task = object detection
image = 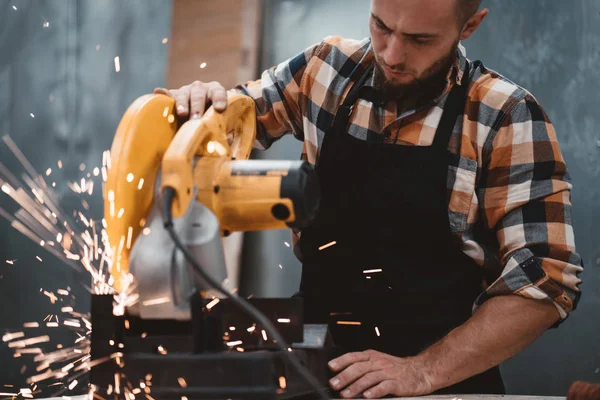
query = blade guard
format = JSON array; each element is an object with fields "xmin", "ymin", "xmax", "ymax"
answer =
[
  {"xmin": 104, "ymin": 94, "xmax": 178, "ymax": 292},
  {"xmin": 127, "ymin": 175, "xmax": 227, "ymax": 320}
]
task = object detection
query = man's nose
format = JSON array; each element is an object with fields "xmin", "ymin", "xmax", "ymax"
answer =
[{"xmin": 382, "ymin": 35, "xmax": 407, "ymax": 68}]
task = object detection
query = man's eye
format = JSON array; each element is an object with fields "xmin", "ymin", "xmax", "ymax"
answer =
[
  {"xmin": 375, "ymin": 20, "xmax": 391, "ymax": 32},
  {"xmin": 411, "ymin": 37, "xmax": 430, "ymax": 45}
]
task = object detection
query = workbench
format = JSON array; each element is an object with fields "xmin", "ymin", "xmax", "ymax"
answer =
[{"xmin": 44, "ymin": 395, "xmax": 565, "ymax": 399}]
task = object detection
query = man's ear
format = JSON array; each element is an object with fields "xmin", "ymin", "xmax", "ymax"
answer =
[{"xmin": 460, "ymin": 8, "xmax": 488, "ymax": 40}]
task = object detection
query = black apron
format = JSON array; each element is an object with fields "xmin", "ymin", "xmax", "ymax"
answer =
[{"xmin": 297, "ymin": 60, "xmax": 505, "ymax": 395}]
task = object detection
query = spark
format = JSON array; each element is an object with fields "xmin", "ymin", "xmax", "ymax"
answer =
[
  {"xmin": 177, "ymin": 377, "xmax": 187, "ymax": 388},
  {"xmin": 36, "ymin": 256, "xmax": 42, "ymax": 262},
  {"xmin": 93, "ymin": 167, "xmax": 99, "ymax": 176},
  {"xmin": 117, "ymin": 208, "xmax": 124, "ymax": 218},
  {"xmin": 375, "ymin": 326, "xmax": 381, "ymax": 336},
  {"xmin": 284, "ymin": 242, "xmax": 290, "ymax": 247},
  {"xmin": 30, "ymin": 113, "xmax": 35, "ymax": 118},
  {"xmin": 6, "ymin": 259, "xmax": 15, "ymax": 264},
  {"xmin": 43, "ymin": 21, "xmax": 50, "ymax": 28},
  {"xmin": 200, "ymin": 62, "xmax": 207, "ymax": 69},
  {"xmin": 57, "ymin": 160, "xmax": 62, "ymax": 168},
  {"xmin": 64, "ymin": 320, "xmax": 81, "ymax": 328},
  {"xmin": 279, "ymin": 376, "xmax": 287, "ymax": 389},
  {"xmin": 141, "ymin": 297, "xmax": 170, "ymax": 306},
  {"xmin": 247, "ymin": 325, "xmax": 256, "ymax": 333},
  {"xmin": 43, "ymin": 290, "xmax": 58, "ymax": 304},
  {"xmin": 162, "ymin": 38, "xmax": 168, "ymax": 44},
  {"xmin": 2, "ymin": 332, "xmax": 25, "ymax": 342},
  {"xmin": 157, "ymin": 345, "xmax": 167, "ymax": 355},
  {"xmin": 226, "ymin": 340, "xmax": 243, "ymax": 347},
  {"xmin": 142, "ymin": 227, "xmax": 151, "ymax": 236},
  {"xmin": 319, "ymin": 241, "xmax": 337, "ymax": 250},
  {"xmin": 363, "ymin": 268, "xmax": 382, "ymax": 274},
  {"xmin": 8, "ymin": 335, "xmax": 50, "ymax": 348},
  {"xmin": 261, "ymin": 330, "xmax": 268, "ymax": 341},
  {"xmin": 167, "ymin": 114, "xmax": 175, "ymax": 123},
  {"xmin": 229, "ymin": 326, "xmax": 236, "ymax": 331},
  {"xmin": 23, "ymin": 322, "xmax": 39, "ymax": 328},
  {"xmin": 137, "ymin": 178, "xmax": 144, "ymax": 190},
  {"xmin": 277, "ymin": 318, "xmax": 291, "ymax": 323},
  {"xmin": 45, "ymin": 168, "xmax": 52, "ymax": 176},
  {"xmin": 126, "ymin": 173, "xmax": 134, "ymax": 182},
  {"xmin": 336, "ymin": 321, "xmax": 362, "ymax": 326},
  {"xmin": 279, "ymin": 264, "xmax": 283, "ymax": 269},
  {"xmin": 68, "ymin": 380, "xmax": 78, "ymax": 390},
  {"xmin": 114, "ymin": 56, "xmax": 121, "ymax": 72},
  {"xmin": 126, "ymin": 226, "xmax": 133, "ymax": 249},
  {"xmin": 206, "ymin": 298, "xmax": 220, "ymax": 310}
]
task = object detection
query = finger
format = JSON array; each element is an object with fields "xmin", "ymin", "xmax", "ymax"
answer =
[
  {"xmin": 363, "ymin": 380, "xmax": 396, "ymax": 399},
  {"xmin": 173, "ymin": 85, "xmax": 191, "ymax": 117},
  {"xmin": 329, "ymin": 360, "xmax": 373, "ymax": 392},
  {"xmin": 153, "ymin": 87, "xmax": 171, "ymax": 96},
  {"xmin": 189, "ymin": 81, "xmax": 207, "ymax": 119},
  {"xmin": 207, "ymin": 82, "xmax": 228, "ymax": 112},
  {"xmin": 329, "ymin": 351, "xmax": 370, "ymax": 372},
  {"xmin": 342, "ymin": 371, "xmax": 388, "ymax": 399}
]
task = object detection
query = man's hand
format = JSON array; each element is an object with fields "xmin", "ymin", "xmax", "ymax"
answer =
[
  {"xmin": 328, "ymin": 349, "xmax": 434, "ymax": 399},
  {"xmin": 153, "ymin": 81, "xmax": 228, "ymax": 119}
]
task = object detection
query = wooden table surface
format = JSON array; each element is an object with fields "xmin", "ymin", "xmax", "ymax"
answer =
[{"xmin": 44, "ymin": 396, "xmax": 566, "ymax": 400}]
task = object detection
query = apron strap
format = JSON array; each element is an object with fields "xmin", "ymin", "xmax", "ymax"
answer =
[
  {"xmin": 329, "ymin": 63, "xmax": 375, "ymax": 139},
  {"xmin": 431, "ymin": 61, "xmax": 473, "ymax": 150}
]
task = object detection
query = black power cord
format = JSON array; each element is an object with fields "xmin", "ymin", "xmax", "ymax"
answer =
[{"xmin": 161, "ymin": 187, "xmax": 330, "ymax": 400}]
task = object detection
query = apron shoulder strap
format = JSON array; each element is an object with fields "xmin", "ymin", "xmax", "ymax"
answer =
[
  {"xmin": 330, "ymin": 63, "xmax": 375, "ymax": 134},
  {"xmin": 431, "ymin": 61, "xmax": 474, "ymax": 150}
]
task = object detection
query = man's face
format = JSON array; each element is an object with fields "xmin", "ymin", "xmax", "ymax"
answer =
[{"xmin": 370, "ymin": 0, "xmax": 462, "ymax": 96}]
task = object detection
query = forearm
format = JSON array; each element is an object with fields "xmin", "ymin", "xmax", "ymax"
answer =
[{"xmin": 416, "ymin": 294, "xmax": 560, "ymax": 392}]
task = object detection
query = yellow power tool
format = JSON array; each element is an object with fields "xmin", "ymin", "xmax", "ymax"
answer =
[{"xmin": 103, "ymin": 93, "xmax": 319, "ymax": 317}]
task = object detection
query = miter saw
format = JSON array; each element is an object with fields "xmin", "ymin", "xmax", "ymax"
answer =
[{"xmin": 89, "ymin": 93, "xmax": 335, "ymax": 399}]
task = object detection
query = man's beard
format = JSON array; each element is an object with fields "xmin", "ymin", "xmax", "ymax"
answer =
[{"xmin": 372, "ymin": 40, "xmax": 459, "ymax": 104}]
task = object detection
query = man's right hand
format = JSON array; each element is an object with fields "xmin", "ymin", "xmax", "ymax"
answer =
[{"xmin": 153, "ymin": 81, "xmax": 228, "ymax": 120}]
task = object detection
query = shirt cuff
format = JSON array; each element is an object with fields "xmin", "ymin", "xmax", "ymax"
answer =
[{"xmin": 473, "ymin": 248, "xmax": 582, "ymax": 327}]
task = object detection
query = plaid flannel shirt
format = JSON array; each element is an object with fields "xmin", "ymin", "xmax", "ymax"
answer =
[{"xmin": 235, "ymin": 36, "xmax": 583, "ymax": 323}]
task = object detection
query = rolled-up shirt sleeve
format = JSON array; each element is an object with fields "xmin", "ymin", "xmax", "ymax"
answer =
[{"xmin": 473, "ymin": 94, "xmax": 583, "ymax": 325}]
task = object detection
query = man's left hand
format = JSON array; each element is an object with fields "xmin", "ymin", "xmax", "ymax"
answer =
[{"xmin": 328, "ymin": 349, "xmax": 434, "ymax": 399}]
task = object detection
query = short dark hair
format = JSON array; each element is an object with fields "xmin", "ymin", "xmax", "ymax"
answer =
[{"xmin": 456, "ymin": 0, "xmax": 482, "ymax": 26}]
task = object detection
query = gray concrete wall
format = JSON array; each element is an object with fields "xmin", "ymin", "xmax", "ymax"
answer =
[
  {"xmin": 243, "ymin": 0, "xmax": 600, "ymax": 396},
  {"xmin": 0, "ymin": 0, "xmax": 172, "ymax": 393}
]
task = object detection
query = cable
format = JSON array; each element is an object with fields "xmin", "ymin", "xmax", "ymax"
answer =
[{"xmin": 161, "ymin": 187, "xmax": 330, "ymax": 400}]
